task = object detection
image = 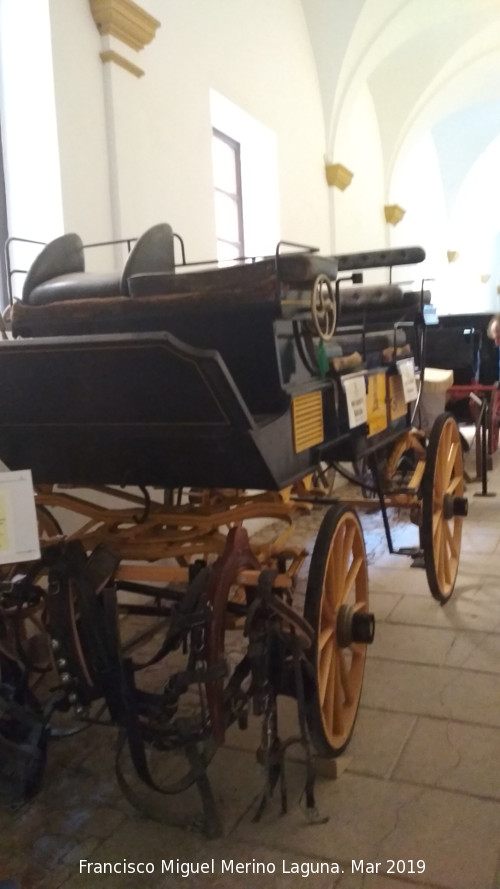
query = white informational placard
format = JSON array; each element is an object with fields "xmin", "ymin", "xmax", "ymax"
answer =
[
  {"xmin": 0, "ymin": 470, "xmax": 41, "ymax": 565},
  {"xmin": 398, "ymin": 357, "xmax": 418, "ymax": 403},
  {"xmin": 342, "ymin": 374, "xmax": 367, "ymax": 429}
]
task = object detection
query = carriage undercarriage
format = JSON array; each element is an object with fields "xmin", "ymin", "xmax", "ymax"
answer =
[{"xmin": 0, "ymin": 234, "xmax": 468, "ymax": 833}]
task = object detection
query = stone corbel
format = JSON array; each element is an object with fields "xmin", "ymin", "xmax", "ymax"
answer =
[{"xmin": 90, "ymin": 0, "xmax": 160, "ymax": 76}]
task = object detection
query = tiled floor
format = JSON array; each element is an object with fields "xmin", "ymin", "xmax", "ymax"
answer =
[{"xmin": 2, "ymin": 443, "xmax": 500, "ymax": 889}]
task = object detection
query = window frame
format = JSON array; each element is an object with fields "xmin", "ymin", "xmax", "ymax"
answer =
[{"xmin": 212, "ymin": 127, "xmax": 245, "ymax": 260}]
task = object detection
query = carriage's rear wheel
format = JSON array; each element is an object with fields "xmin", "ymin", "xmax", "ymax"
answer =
[
  {"xmin": 304, "ymin": 505, "xmax": 373, "ymax": 757},
  {"xmin": 421, "ymin": 413, "xmax": 466, "ymax": 604}
]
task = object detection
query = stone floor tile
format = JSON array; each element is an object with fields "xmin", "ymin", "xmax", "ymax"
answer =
[
  {"xmin": 392, "ymin": 716, "xmax": 500, "ymax": 799},
  {"xmin": 370, "ymin": 623, "xmax": 455, "ymax": 666},
  {"xmin": 362, "ymin": 659, "xmax": 500, "ymax": 726},
  {"xmin": 461, "ymin": 526, "xmax": 500, "ymax": 553},
  {"xmin": 230, "ymin": 770, "xmax": 421, "ymax": 865},
  {"xmin": 369, "ymin": 566, "xmax": 432, "ymax": 597},
  {"xmin": 385, "ymin": 592, "xmax": 500, "ymax": 633},
  {"xmin": 439, "ymin": 627, "xmax": 488, "ymax": 667},
  {"xmin": 443, "ymin": 630, "xmax": 500, "ymax": 673},
  {"xmin": 232, "ymin": 771, "xmax": 500, "ymax": 889},
  {"xmin": 374, "ymin": 784, "xmax": 500, "ymax": 889},
  {"xmin": 337, "ymin": 874, "xmax": 435, "ymax": 889},
  {"xmin": 367, "ymin": 591, "xmax": 402, "ymax": 621},
  {"xmin": 455, "ymin": 550, "xmax": 500, "ymax": 578},
  {"xmin": 345, "ymin": 708, "xmax": 417, "ymax": 779}
]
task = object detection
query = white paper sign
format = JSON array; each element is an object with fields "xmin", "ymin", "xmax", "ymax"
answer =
[
  {"xmin": 342, "ymin": 374, "xmax": 367, "ymax": 429},
  {"xmin": 0, "ymin": 470, "xmax": 41, "ymax": 564},
  {"xmin": 398, "ymin": 358, "xmax": 418, "ymax": 403}
]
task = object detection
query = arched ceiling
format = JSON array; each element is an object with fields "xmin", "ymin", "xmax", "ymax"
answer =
[{"xmin": 301, "ymin": 0, "xmax": 500, "ymax": 198}]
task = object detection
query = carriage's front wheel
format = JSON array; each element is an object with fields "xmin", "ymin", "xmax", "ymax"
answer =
[
  {"xmin": 421, "ymin": 413, "xmax": 467, "ymax": 604},
  {"xmin": 304, "ymin": 505, "xmax": 374, "ymax": 758}
]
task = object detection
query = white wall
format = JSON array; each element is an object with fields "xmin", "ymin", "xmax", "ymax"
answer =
[
  {"xmin": 43, "ymin": 0, "xmax": 331, "ymax": 263},
  {"xmin": 446, "ymin": 133, "xmax": 500, "ymax": 315},
  {"xmin": 48, "ymin": 0, "xmax": 115, "ymax": 262},
  {"xmin": 331, "ymin": 83, "xmax": 386, "ymax": 262},
  {"xmin": 389, "ymin": 131, "xmax": 448, "ymax": 303}
]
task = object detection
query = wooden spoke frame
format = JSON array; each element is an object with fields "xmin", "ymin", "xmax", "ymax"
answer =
[
  {"xmin": 421, "ymin": 413, "xmax": 464, "ymax": 603},
  {"xmin": 304, "ymin": 505, "xmax": 369, "ymax": 757}
]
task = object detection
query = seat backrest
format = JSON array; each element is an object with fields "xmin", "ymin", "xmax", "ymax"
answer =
[
  {"xmin": 22, "ymin": 233, "xmax": 84, "ymax": 303},
  {"xmin": 120, "ymin": 223, "xmax": 175, "ymax": 294}
]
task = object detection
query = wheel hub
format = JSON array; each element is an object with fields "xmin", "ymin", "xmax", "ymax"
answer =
[
  {"xmin": 336, "ymin": 604, "xmax": 375, "ymax": 647},
  {"xmin": 443, "ymin": 494, "xmax": 468, "ymax": 520}
]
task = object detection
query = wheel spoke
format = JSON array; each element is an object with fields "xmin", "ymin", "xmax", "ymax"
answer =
[
  {"xmin": 318, "ymin": 624, "xmax": 334, "ymax": 650},
  {"xmin": 319, "ymin": 639, "xmax": 335, "ymax": 703},
  {"xmin": 322, "ymin": 646, "xmax": 336, "ymax": 727},
  {"xmin": 320, "ymin": 592, "xmax": 336, "ymax": 626},
  {"xmin": 341, "ymin": 554, "xmax": 363, "ymax": 604},
  {"xmin": 338, "ymin": 651, "xmax": 353, "ymax": 705},
  {"xmin": 444, "ymin": 520, "xmax": 458, "ymax": 560},
  {"xmin": 443, "ymin": 441, "xmax": 459, "ymax": 489},
  {"xmin": 437, "ymin": 521, "xmax": 446, "ymax": 584},
  {"xmin": 432, "ymin": 508, "xmax": 442, "ymax": 538},
  {"xmin": 447, "ymin": 475, "xmax": 462, "ymax": 496},
  {"xmin": 332, "ymin": 661, "xmax": 344, "ymax": 737},
  {"xmin": 325, "ymin": 542, "xmax": 340, "ymax": 608},
  {"xmin": 341, "ymin": 523, "xmax": 356, "ymax": 580},
  {"xmin": 349, "ymin": 641, "xmax": 365, "ymax": 657}
]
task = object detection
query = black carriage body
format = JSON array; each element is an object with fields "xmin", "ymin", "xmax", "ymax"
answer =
[
  {"xmin": 2, "ymin": 244, "xmax": 425, "ymax": 489},
  {"xmin": 0, "ymin": 330, "xmax": 341, "ymax": 489}
]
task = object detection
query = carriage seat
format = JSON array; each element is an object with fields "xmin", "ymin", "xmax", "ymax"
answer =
[
  {"xmin": 22, "ymin": 224, "xmax": 176, "ymax": 307},
  {"xmin": 127, "ymin": 251, "xmax": 338, "ymax": 299}
]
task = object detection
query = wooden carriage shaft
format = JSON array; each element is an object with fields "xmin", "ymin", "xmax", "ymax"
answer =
[
  {"xmin": 114, "ymin": 564, "xmax": 294, "ymax": 588},
  {"xmin": 35, "ymin": 487, "xmax": 307, "ymax": 526}
]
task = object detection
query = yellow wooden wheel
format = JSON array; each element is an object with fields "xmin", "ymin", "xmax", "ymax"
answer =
[
  {"xmin": 421, "ymin": 413, "xmax": 467, "ymax": 604},
  {"xmin": 304, "ymin": 505, "xmax": 374, "ymax": 757}
]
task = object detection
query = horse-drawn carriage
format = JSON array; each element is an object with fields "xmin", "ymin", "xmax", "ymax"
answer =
[{"xmin": 0, "ymin": 227, "xmax": 467, "ymax": 832}]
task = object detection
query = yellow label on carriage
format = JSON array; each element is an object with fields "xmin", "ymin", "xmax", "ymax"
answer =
[
  {"xmin": 366, "ymin": 372, "xmax": 388, "ymax": 436},
  {"xmin": 389, "ymin": 373, "xmax": 407, "ymax": 421}
]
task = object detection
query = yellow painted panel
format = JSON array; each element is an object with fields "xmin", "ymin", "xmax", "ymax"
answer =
[{"xmin": 292, "ymin": 392, "xmax": 324, "ymax": 453}]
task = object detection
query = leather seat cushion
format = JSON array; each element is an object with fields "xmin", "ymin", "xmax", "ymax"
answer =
[{"xmin": 27, "ymin": 272, "xmax": 122, "ymax": 306}]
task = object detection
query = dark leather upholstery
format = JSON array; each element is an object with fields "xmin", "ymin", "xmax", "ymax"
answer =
[
  {"xmin": 27, "ymin": 272, "xmax": 121, "ymax": 306},
  {"xmin": 120, "ymin": 223, "xmax": 175, "ymax": 294},
  {"xmin": 23, "ymin": 233, "xmax": 84, "ymax": 304},
  {"xmin": 22, "ymin": 224, "xmax": 176, "ymax": 307}
]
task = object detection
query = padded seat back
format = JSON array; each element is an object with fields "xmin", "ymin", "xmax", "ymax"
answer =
[
  {"xmin": 22, "ymin": 224, "xmax": 176, "ymax": 306},
  {"xmin": 23, "ymin": 233, "xmax": 84, "ymax": 304},
  {"xmin": 121, "ymin": 223, "xmax": 175, "ymax": 294}
]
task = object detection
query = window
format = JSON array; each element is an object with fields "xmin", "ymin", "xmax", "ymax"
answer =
[
  {"xmin": 210, "ymin": 90, "xmax": 279, "ymax": 260},
  {"xmin": 212, "ymin": 128, "xmax": 245, "ymax": 261}
]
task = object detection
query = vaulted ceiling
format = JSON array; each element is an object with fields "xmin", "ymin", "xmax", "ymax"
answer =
[{"xmin": 301, "ymin": 0, "xmax": 500, "ymax": 204}]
